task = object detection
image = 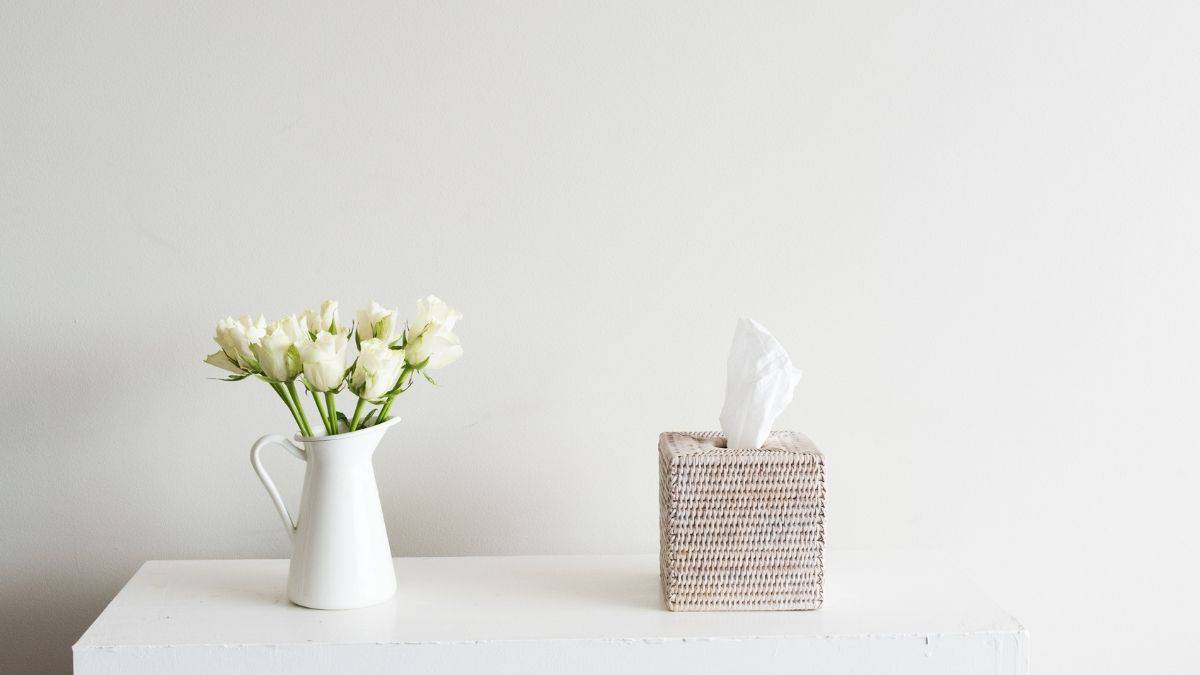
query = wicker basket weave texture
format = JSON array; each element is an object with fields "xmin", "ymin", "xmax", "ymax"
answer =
[{"xmin": 659, "ymin": 431, "xmax": 825, "ymax": 611}]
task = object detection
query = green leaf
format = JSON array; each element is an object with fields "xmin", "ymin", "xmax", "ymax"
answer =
[
  {"xmin": 372, "ymin": 318, "xmax": 385, "ymax": 338},
  {"xmin": 421, "ymin": 371, "xmax": 438, "ymax": 386},
  {"xmin": 204, "ymin": 350, "xmax": 242, "ymax": 374},
  {"xmin": 285, "ymin": 344, "xmax": 303, "ymax": 378},
  {"xmin": 209, "ymin": 373, "xmax": 251, "ymax": 382}
]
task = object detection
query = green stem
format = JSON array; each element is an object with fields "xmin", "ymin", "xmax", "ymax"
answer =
[
  {"xmin": 285, "ymin": 381, "xmax": 313, "ymax": 437},
  {"xmin": 377, "ymin": 369, "xmax": 409, "ymax": 422},
  {"xmin": 325, "ymin": 391, "xmax": 338, "ymax": 434},
  {"xmin": 311, "ymin": 391, "xmax": 331, "ymax": 434},
  {"xmin": 349, "ymin": 398, "xmax": 368, "ymax": 432},
  {"xmin": 378, "ymin": 395, "xmax": 396, "ymax": 422},
  {"xmin": 270, "ymin": 382, "xmax": 308, "ymax": 435}
]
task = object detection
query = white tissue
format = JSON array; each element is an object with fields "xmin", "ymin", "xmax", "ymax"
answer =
[{"xmin": 718, "ymin": 318, "xmax": 803, "ymax": 449}]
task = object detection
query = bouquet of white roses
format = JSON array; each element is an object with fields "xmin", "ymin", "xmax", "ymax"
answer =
[{"xmin": 204, "ymin": 296, "xmax": 462, "ymax": 436}]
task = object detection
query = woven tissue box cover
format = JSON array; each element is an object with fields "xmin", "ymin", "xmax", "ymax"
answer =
[{"xmin": 658, "ymin": 431, "xmax": 826, "ymax": 611}]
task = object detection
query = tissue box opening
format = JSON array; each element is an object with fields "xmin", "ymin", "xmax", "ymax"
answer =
[{"xmin": 658, "ymin": 431, "xmax": 825, "ymax": 611}]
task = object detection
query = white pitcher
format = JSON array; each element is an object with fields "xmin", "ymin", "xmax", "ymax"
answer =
[{"xmin": 250, "ymin": 417, "xmax": 399, "ymax": 609}]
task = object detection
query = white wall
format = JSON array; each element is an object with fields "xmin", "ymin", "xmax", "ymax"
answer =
[{"xmin": 3, "ymin": 2, "xmax": 1197, "ymax": 673}]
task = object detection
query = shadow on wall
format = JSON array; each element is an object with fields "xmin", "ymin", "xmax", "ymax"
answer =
[
  {"xmin": 0, "ymin": 352, "xmax": 289, "ymax": 674},
  {"xmin": 1, "ymin": 349, "xmax": 136, "ymax": 675},
  {"xmin": 0, "ymin": 564, "xmax": 122, "ymax": 675}
]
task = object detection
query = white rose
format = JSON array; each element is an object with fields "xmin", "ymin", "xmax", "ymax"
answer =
[
  {"xmin": 250, "ymin": 315, "xmax": 307, "ymax": 382},
  {"xmin": 213, "ymin": 315, "xmax": 266, "ymax": 371},
  {"xmin": 404, "ymin": 296, "xmax": 463, "ymax": 370},
  {"xmin": 407, "ymin": 295, "xmax": 461, "ymax": 339},
  {"xmin": 404, "ymin": 332, "xmax": 463, "ymax": 370},
  {"xmin": 356, "ymin": 301, "xmax": 399, "ymax": 344},
  {"xmin": 303, "ymin": 300, "xmax": 340, "ymax": 335},
  {"xmin": 298, "ymin": 330, "xmax": 349, "ymax": 392},
  {"xmin": 350, "ymin": 338, "xmax": 406, "ymax": 401}
]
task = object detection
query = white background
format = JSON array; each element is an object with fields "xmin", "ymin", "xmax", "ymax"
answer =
[{"xmin": 2, "ymin": 2, "xmax": 1197, "ymax": 673}]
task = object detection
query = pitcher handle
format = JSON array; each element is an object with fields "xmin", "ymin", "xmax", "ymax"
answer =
[{"xmin": 250, "ymin": 434, "xmax": 307, "ymax": 543}]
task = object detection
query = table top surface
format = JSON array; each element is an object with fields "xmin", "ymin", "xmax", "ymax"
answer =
[{"xmin": 75, "ymin": 550, "xmax": 1023, "ymax": 650}]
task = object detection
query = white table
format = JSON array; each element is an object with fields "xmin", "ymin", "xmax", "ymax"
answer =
[{"xmin": 74, "ymin": 551, "xmax": 1027, "ymax": 674}]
